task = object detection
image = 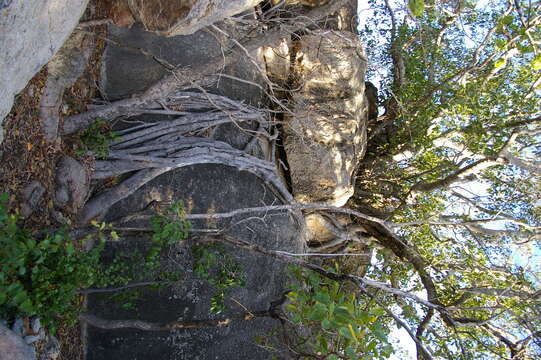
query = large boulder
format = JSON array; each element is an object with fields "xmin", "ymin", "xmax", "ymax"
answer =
[
  {"xmin": 0, "ymin": 324, "xmax": 36, "ymax": 360},
  {"xmin": 84, "ymin": 20, "xmax": 302, "ymax": 360},
  {"xmin": 284, "ymin": 30, "xmax": 368, "ymax": 207},
  {"xmin": 114, "ymin": 0, "xmax": 260, "ymax": 36},
  {"xmin": 0, "ymin": 0, "xmax": 89, "ymax": 143},
  {"xmin": 86, "ymin": 165, "xmax": 304, "ymax": 360},
  {"xmin": 100, "ymin": 23, "xmax": 266, "ymax": 106}
]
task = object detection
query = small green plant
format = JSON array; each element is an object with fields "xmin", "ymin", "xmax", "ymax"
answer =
[
  {"xmin": 148, "ymin": 201, "xmax": 191, "ymax": 269},
  {"xmin": 77, "ymin": 118, "xmax": 118, "ymax": 159},
  {"xmin": 192, "ymin": 243, "xmax": 246, "ymax": 314},
  {"xmin": 93, "ymin": 201, "xmax": 190, "ymax": 309},
  {"xmin": 284, "ymin": 266, "xmax": 393, "ymax": 360},
  {"xmin": 0, "ymin": 194, "xmax": 106, "ymax": 332}
]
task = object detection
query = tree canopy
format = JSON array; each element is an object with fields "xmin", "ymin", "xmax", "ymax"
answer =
[{"xmin": 351, "ymin": 0, "xmax": 541, "ymax": 358}]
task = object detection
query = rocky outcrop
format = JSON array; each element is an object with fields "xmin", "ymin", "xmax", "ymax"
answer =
[
  {"xmin": 0, "ymin": 324, "xmax": 36, "ymax": 360},
  {"xmin": 0, "ymin": 0, "xmax": 89, "ymax": 143},
  {"xmin": 284, "ymin": 30, "xmax": 368, "ymax": 207},
  {"xmin": 115, "ymin": 0, "xmax": 260, "ymax": 36},
  {"xmin": 85, "ymin": 21, "xmax": 302, "ymax": 360}
]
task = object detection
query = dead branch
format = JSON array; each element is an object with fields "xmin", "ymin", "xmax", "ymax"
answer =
[{"xmin": 80, "ymin": 138, "xmax": 293, "ymax": 224}]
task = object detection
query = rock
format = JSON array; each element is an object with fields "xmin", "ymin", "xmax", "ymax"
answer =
[
  {"xmin": 11, "ymin": 318, "xmax": 24, "ymax": 336},
  {"xmin": 54, "ymin": 156, "xmax": 89, "ymax": 213},
  {"xmin": 117, "ymin": 0, "xmax": 260, "ymax": 36},
  {"xmin": 23, "ymin": 335, "xmax": 39, "ymax": 345},
  {"xmin": 86, "ymin": 20, "xmax": 301, "ymax": 359},
  {"xmin": 0, "ymin": 324, "xmax": 36, "ymax": 360},
  {"xmin": 284, "ymin": 30, "xmax": 368, "ymax": 207},
  {"xmin": 30, "ymin": 318, "xmax": 40, "ymax": 335},
  {"xmin": 86, "ymin": 165, "xmax": 304, "ymax": 360},
  {"xmin": 20, "ymin": 181, "xmax": 45, "ymax": 218},
  {"xmin": 100, "ymin": 23, "xmax": 266, "ymax": 105},
  {"xmin": 0, "ymin": 0, "xmax": 90, "ymax": 143},
  {"xmin": 40, "ymin": 31, "xmax": 94, "ymax": 143}
]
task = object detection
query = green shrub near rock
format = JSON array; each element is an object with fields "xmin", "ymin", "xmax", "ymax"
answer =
[{"xmin": 0, "ymin": 193, "xmax": 104, "ymax": 332}]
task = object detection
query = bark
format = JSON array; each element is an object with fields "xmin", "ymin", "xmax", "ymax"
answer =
[{"xmin": 78, "ymin": 167, "xmax": 170, "ymax": 224}]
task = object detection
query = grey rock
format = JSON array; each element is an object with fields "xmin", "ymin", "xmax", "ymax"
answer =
[
  {"xmin": 101, "ymin": 23, "xmax": 265, "ymax": 106},
  {"xmin": 0, "ymin": 324, "xmax": 36, "ymax": 360},
  {"xmin": 0, "ymin": 0, "xmax": 90, "ymax": 143},
  {"xmin": 54, "ymin": 156, "xmax": 89, "ymax": 213},
  {"xmin": 0, "ymin": 320, "xmax": 6, "ymax": 327},
  {"xmin": 23, "ymin": 335, "xmax": 39, "ymax": 345},
  {"xmin": 40, "ymin": 31, "xmax": 94, "ymax": 143},
  {"xmin": 30, "ymin": 318, "xmax": 40, "ymax": 334},
  {"xmin": 86, "ymin": 165, "xmax": 304, "ymax": 360},
  {"xmin": 11, "ymin": 318, "xmax": 24, "ymax": 336},
  {"xmin": 86, "ymin": 20, "xmax": 298, "ymax": 360},
  {"xmin": 20, "ymin": 181, "xmax": 45, "ymax": 218}
]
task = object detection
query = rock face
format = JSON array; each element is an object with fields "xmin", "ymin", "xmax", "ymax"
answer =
[
  {"xmin": 100, "ymin": 23, "xmax": 266, "ymax": 106},
  {"xmin": 115, "ymin": 0, "xmax": 260, "ymax": 36},
  {"xmin": 0, "ymin": 0, "xmax": 89, "ymax": 143},
  {"xmin": 87, "ymin": 165, "xmax": 304, "ymax": 360},
  {"xmin": 284, "ymin": 31, "xmax": 368, "ymax": 207},
  {"xmin": 85, "ymin": 21, "xmax": 303, "ymax": 360},
  {"xmin": 0, "ymin": 324, "xmax": 36, "ymax": 360}
]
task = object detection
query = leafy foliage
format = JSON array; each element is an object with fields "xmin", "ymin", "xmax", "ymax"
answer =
[
  {"xmin": 77, "ymin": 118, "xmax": 118, "ymax": 159},
  {"xmin": 0, "ymin": 194, "xmax": 105, "ymax": 332},
  {"xmin": 285, "ymin": 267, "xmax": 393, "ymax": 360},
  {"xmin": 354, "ymin": 0, "xmax": 541, "ymax": 357},
  {"xmin": 0, "ymin": 197, "xmax": 192, "ymax": 328},
  {"xmin": 94, "ymin": 201, "xmax": 191, "ymax": 309},
  {"xmin": 192, "ymin": 243, "xmax": 246, "ymax": 314}
]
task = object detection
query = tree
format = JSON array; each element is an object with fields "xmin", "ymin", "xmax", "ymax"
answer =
[
  {"xmin": 352, "ymin": 0, "xmax": 541, "ymax": 358},
  {"xmin": 17, "ymin": 0, "xmax": 540, "ymax": 359}
]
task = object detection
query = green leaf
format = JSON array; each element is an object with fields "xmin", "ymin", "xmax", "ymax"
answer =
[
  {"xmin": 308, "ymin": 303, "xmax": 328, "ymax": 321},
  {"xmin": 339, "ymin": 326, "xmax": 355, "ymax": 341},
  {"xmin": 13, "ymin": 290, "xmax": 28, "ymax": 305},
  {"xmin": 314, "ymin": 291, "xmax": 331, "ymax": 305},
  {"xmin": 333, "ymin": 307, "xmax": 352, "ymax": 324},
  {"xmin": 532, "ymin": 55, "xmax": 541, "ymax": 71},
  {"xmin": 321, "ymin": 318, "xmax": 332, "ymax": 329},
  {"xmin": 494, "ymin": 58, "xmax": 506, "ymax": 69},
  {"xmin": 408, "ymin": 0, "xmax": 424, "ymax": 17},
  {"xmin": 20, "ymin": 299, "xmax": 35, "ymax": 314}
]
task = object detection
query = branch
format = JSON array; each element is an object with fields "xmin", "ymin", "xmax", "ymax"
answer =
[{"xmin": 80, "ymin": 310, "xmax": 271, "ymax": 331}]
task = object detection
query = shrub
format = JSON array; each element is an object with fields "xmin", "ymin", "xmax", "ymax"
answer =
[
  {"xmin": 0, "ymin": 194, "xmax": 105, "ymax": 332},
  {"xmin": 77, "ymin": 118, "xmax": 118, "ymax": 159}
]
